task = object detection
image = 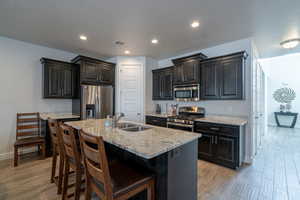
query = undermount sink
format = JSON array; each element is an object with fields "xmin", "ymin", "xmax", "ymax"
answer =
[
  {"xmin": 116, "ymin": 122, "xmax": 137, "ymax": 129},
  {"xmin": 122, "ymin": 126, "xmax": 152, "ymax": 132},
  {"xmin": 117, "ymin": 122, "xmax": 152, "ymax": 132}
]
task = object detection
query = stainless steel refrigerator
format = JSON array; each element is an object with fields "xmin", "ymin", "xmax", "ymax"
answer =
[{"xmin": 81, "ymin": 85, "xmax": 114, "ymax": 120}]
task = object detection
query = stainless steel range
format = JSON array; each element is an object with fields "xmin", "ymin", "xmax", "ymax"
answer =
[{"xmin": 167, "ymin": 106, "xmax": 205, "ymax": 132}]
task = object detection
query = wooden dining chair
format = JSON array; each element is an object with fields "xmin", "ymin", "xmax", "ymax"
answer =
[
  {"xmin": 14, "ymin": 112, "xmax": 45, "ymax": 167},
  {"xmin": 79, "ymin": 130, "xmax": 155, "ymax": 200},
  {"xmin": 59, "ymin": 124, "xmax": 84, "ymax": 200},
  {"xmin": 48, "ymin": 119, "xmax": 65, "ymax": 194}
]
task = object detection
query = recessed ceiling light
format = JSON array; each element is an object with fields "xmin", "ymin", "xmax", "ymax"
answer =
[
  {"xmin": 190, "ymin": 21, "xmax": 200, "ymax": 28},
  {"xmin": 124, "ymin": 50, "xmax": 131, "ymax": 54},
  {"xmin": 79, "ymin": 35, "xmax": 87, "ymax": 41},
  {"xmin": 280, "ymin": 38, "xmax": 300, "ymax": 49},
  {"xmin": 151, "ymin": 38, "xmax": 158, "ymax": 44}
]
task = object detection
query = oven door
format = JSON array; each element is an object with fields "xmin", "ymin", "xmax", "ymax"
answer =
[
  {"xmin": 167, "ymin": 122, "xmax": 194, "ymax": 132},
  {"xmin": 174, "ymin": 85, "xmax": 200, "ymax": 101}
]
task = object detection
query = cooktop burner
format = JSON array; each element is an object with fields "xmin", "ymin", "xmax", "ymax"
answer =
[{"xmin": 167, "ymin": 106, "xmax": 205, "ymax": 125}]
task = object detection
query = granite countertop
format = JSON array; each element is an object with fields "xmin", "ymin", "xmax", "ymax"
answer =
[
  {"xmin": 66, "ymin": 119, "xmax": 201, "ymax": 159},
  {"xmin": 145, "ymin": 113, "xmax": 174, "ymax": 118},
  {"xmin": 40, "ymin": 112, "xmax": 80, "ymax": 120},
  {"xmin": 195, "ymin": 115, "xmax": 248, "ymax": 126}
]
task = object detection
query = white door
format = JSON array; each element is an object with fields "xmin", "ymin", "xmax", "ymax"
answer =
[
  {"xmin": 119, "ymin": 64, "xmax": 143, "ymax": 122},
  {"xmin": 252, "ymin": 61, "xmax": 265, "ymax": 155}
]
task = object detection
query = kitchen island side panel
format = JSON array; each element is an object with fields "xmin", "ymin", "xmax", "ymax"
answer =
[
  {"xmin": 105, "ymin": 140, "xmax": 198, "ymax": 200},
  {"xmin": 168, "ymin": 140, "xmax": 198, "ymax": 200}
]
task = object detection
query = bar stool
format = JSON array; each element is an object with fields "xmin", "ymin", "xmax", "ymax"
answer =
[
  {"xmin": 48, "ymin": 119, "xmax": 65, "ymax": 194},
  {"xmin": 59, "ymin": 124, "xmax": 84, "ymax": 200},
  {"xmin": 79, "ymin": 130, "xmax": 155, "ymax": 200}
]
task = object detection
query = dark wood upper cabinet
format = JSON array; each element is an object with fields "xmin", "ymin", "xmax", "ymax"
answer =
[
  {"xmin": 152, "ymin": 71, "xmax": 162, "ymax": 100},
  {"xmin": 71, "ymin": 55, "xmax": 115, "ymax": 85},
  {"xmin": 100, "ymin": 63, "xmax": 115, "ymax": 84},
  {"xmin": 201, "ymin": 60, "xmax": 219, "ymax": 99},
  {"xmin": 152, "ymin": 66, "xmax": 174, "ymax": 100},
  {"xmin": 41, "ymin": 58, "xmax": 78, "ymax": 99},
  {"xmin": 200, "ymin": 51, "xmax": 247, "ymax": 100},
  {"xmin": 162, "ymin": 69, "xmax": 173, "ymax": 99},
  {"xmin": 219, "ymin": 57, "xmax": 243, "ymax": 99},
  {"xmin": 172, "ymin": 53, "xmax": 207, "ymax": 85}
]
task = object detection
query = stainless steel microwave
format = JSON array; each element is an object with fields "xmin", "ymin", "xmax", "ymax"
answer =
[{"xmin": 174, "ymin": 84, "xmax": 200, "ymax": 101}]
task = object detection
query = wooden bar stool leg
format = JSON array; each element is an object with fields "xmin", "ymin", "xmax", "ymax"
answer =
[
  {"xmin": 42, "ymin": 143, "xmax": 46, "ymax": 158},
  {"xmin": 147, "ymin": 179, "xmax": 155, "ymax": 200},
  {"xmin": 74, "ymin": 169, "xmax": 82, "ymax": 200},
  {"xmin": 50, "ymin": 145, "xmax": 57, "ymax": 183},
  {"xmin": 85, "ymin": 177, "xmax": 91, "ymax": 200},
  {"xmin": 14, "ymin": 146, "xmax": 18, "ymax": 167},
  {"xmin": 57, "ymin": 156, "xmax": 64, "ymax": 194},
  {"xmin": 62, "ymin": 161, "xmax": 70, "ymax": 200}
]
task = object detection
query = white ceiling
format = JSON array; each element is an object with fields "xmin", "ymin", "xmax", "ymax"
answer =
[{"xmin": 0, "ymin": 0, "xmax": 300, "ymax": 59}]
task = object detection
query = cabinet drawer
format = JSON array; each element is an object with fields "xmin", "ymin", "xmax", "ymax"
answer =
[
  {"xmin": 145, "ymin": 116, "xmax": 167, "ymax": 127},
  {"xmin": 194, "ymin": 122, "xmax": 238, "ymax": 137}
]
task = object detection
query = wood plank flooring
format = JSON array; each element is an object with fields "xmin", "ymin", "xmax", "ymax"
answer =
[{"xmin": 1, "ymin": 126, "xmax": 300, "ymax": 200}]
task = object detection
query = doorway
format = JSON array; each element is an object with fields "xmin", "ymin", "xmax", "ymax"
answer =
[{"xmin": 118, "ymin": 63, "xmax": 143, "ymax": 122}]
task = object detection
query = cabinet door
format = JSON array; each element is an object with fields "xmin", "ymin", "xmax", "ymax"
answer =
[
  {"xmin": 198, "ymin": 133, "xmax": 215, "ymax": 160},
  {"xmin": 173, "ymin": 64, "xmax": 183, "ymax": 85},
  {"xmin": 61, "ymin": 67, "xmax": 74, "ymax": 98},
  {"xmin": 145, "ymin": 116, "xmax": 167, "ymax": 127},
  {"xmin": 215, "ymin": 136, "xmax": 238, "ymax": 168},
  {"xmin": 99, "ymin": 64, "xmax": 115, "ymax": 84},
  {"xmin": 152, "ymin": 71, "xmax": 162, "ymax": 100},
  {"xmin": 82, "ymin": 60, "xmax": 100, "ymax": 82},
  {"xmin": 48, "ymin": 66, "xmax": 62, "ymax": 97},
  {"xmin": 200, "ymin": 61, "xmax": 220, "ymax": 100},
  {"xmin": 219, "ymin": 58, "xmax": 243, "ymax": 99},
  {"xmin": 161, "ymin": 70, "xmax": 173, "ymax": 100},
  {"xmin": 182, "ymin": 60, "xmax": 199, "ymax": 84}
]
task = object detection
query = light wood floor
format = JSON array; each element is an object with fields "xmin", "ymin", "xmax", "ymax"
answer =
[{"xmin": 1, "ymin": 127, "xmax": 300, "ymax": 200}]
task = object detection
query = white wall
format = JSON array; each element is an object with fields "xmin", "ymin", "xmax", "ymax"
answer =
[
  {"xmin": 146, "ymin": 38, "xmax": 254, "ymax": 163},
  {"xmin": 260, "ymin": 53, "xmax": 300, "ymax": 128},
  {"xmin": 0, "ymin": 36, "xmax": 76, "ymax": 160}
]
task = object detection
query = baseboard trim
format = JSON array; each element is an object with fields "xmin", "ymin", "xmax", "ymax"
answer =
[
  {"xmin": 243, "ymin": 155, "xmax": 253, "ymax": 164},
  {"xmin": 0, "ymin": 147, "xmax": 38, "ymax": 161}
]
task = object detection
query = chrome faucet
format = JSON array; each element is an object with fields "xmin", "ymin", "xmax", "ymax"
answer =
[{"xmin": 112, "ymin": 113, "xmax": 125, "ymax": 127}]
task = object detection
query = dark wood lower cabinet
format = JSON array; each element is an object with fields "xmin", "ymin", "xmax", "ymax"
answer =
[
  {"xmin": 145, "ymin": 115, "xmax": 167, "ymax": 127},
  {"xmin": 195, "ymin": 122, "xmax": 244, "ymax": 169},
  {"xmin": 198, "ymin": 133, "xmax": 215, "ymax": 160},
  {"xmin": 215, "ymin": 136, "xmax": 238, "ymax": 167}
]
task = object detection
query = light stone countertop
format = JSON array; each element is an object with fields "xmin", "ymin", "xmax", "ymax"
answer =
[
  {"xmin": 194, "ymin": 115, "xmax": 248, "ymax": 126},
  {"xmin": 66, "ymin": 119, "xmax": 201, "ymax": 159},
  {"xmin": 40, "ymin": 113, "xmax": 80, "ymax": 120},
  {"xmin": 145, "ymin": 113, "xmax": 174, "ymax": 118}
]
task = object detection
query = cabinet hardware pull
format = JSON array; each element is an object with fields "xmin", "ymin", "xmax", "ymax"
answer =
[{"xmin": 210, "ymin": 127, "xmax": 220, "ymax": 131}]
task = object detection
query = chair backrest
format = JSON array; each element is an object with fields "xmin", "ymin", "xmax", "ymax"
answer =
[
  {"xmin": 79, "ymin": 130, "xmax": 113, "ymax": 200},
  {"xmin": 59, "ymin": 124, "xmax": 81, "ymax": 168},
  {"xmin": 16, "ymin": 113, "xmax": 40, "ymax": 140},
  {"xmin": 48, "ymin": 119, "xmax": 65, "ymax": 155},
  {"xmin": 48, "ymin": 119, "xmax": 59, "ymax": 144}
]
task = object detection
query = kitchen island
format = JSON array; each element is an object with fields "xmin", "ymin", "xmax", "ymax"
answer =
[{"xmin": 66, "ymin": 119, "xmax": 201, "ymax": 200}]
